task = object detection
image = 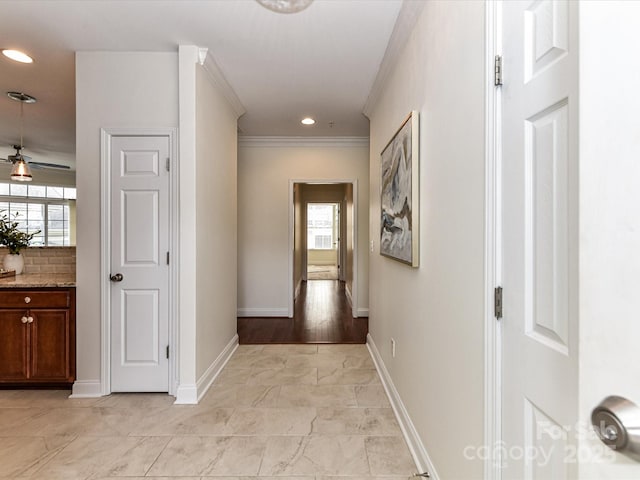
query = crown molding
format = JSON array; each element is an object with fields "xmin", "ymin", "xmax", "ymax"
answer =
[
  {"xmin": 362, "ymin": 0, "xmax": 426, "ymax": 118},
  {"xmin": 239, "ymin": 136, "xmax": 369, "ymax": 148},
  {"xmin": 199, "ymin": 48, "xmax": 246, "ymax": 118}
]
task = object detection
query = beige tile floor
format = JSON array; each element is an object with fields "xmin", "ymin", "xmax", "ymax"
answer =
[{"xmin": 0, "ymin": 344, "xmax": 416, "ymax": 479}]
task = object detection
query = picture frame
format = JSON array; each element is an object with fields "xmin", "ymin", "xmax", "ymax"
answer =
[{"xmin": 380, "ymin": 111, "xmax": 419, "ymax": 267}]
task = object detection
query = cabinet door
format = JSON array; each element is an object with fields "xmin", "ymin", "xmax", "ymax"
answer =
[
  {"xmin": 0, "ymin": 310, "xmax": 29, "ymax": 381},
  {"xmin": 30, "ymin": 309, "xmax": 71, "ymax": 381}
]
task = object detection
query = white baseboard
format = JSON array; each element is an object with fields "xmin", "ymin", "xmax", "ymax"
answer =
[
  {"xmin": 367, "ymin": 333, "xmax": 440, "ymax": 480},
  {"xmin": 174, "ymin": 384, "xmax": 198, "ymax": 404},
  {"xmin": 357, "ymin": 307, "xmax": 369, "ymax": 317},
  {"xmin": 345, "ymin": 284, "xmax": 353, "ymax": 307},
  {"xmin": 196, "ymin": 334, "xmax": 238, "ymax": 402},
  {"xmin": 295, "ymin": 280, "xmax": 302, "ymax": 300},
  {"xmin": 237, "ymin": 307, "xmax": 289, "ymax": 317},
  {"xmin": 69, "ymin": 380, "xmax": 103, "ymax": 398},
  {"xmin": 174, "ymin": 334, "xmax": 238, "ymax": 405}
]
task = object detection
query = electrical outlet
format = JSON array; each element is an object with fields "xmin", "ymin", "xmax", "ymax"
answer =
[
  {"xmin": 370, "ymin": 240, "xmax": 374, "ymax": 253},
  {"xmin": 391, "ymin": 338, "xmax": 396, "ymax": 358}
]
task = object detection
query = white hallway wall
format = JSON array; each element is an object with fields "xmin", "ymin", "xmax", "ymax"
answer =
[
  {"xmin": 75, "ymin": 52, "xmax": 179, "ymax": 395},
  {"xmin": 75, "ymin": 49, "xmax": 239, "ymax": 400},
  {"xmin": 237, "ymin": 140, "xmax": 369, "ymax": 317},
  {"xmin": 367, "ymin": 1, "xmax": 486, "ymax": 479},
  {"xmin": 194, "ymin": 62, "xmax": 239, "ymax": 384},
  {"xmin": 176, "ymin": 45, "xmax": 242, "ymax": 403}
]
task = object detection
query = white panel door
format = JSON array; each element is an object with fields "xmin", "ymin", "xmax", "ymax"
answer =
[
  {"xmin": 502, "ymin": 1, "xmax": 578, "ymax": 478},
  {"xmin": 110, "ymin": 135, "xmax": 170, "ymax": 392}
]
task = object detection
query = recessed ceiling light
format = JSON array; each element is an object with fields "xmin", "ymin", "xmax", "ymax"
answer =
[
  {"xmin": 2, "ymin": 49, "xmax": 33, "ymax": 64},
  {"xmin": 256, "ymin": 0, "xmax": 314, "ymax": 14},
  {"xmin": 301, "ymin": 117, "xmax": 315, "ymax": 125}
]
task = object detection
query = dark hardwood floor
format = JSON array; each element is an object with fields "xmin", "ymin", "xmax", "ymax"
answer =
[{"xmin": 238, "ymin": 280, "xmax": 368, "ymax": 344}]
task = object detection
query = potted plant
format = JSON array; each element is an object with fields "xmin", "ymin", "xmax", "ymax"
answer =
[{"xmin": 0, "ymin": 211, "xmax": 40, "ymax": 274}]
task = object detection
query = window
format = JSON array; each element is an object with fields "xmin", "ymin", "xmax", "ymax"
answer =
[
  {"xmin": 314, "ymin": 234, "xmax": 332, "ymax": 249},
  {"xmin": 0, "ymin": 183, "xmax": 76, "ymax": 246},
  {"xmin": 307, "ymin": 203, "xmax": 338, "ymax": 250}
]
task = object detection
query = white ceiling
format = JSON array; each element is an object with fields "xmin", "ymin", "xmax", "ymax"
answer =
[{"xmin": 0, "ymin": 0, "xmax": 404, "ymax": 170}]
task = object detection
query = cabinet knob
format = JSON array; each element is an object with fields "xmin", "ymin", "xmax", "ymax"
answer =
[
  {"xmin": 21, "ymin": 316, "xmax": 28, "ymax": 324},
  {"xmin": 24, "ymin": 296, "xmax": 31, "ymax": 304},
  {"xmin": 27, "ymin": 316, "xmax": 34, "ymax": 324}
]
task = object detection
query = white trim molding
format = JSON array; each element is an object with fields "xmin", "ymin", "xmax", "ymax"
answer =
[
  {"xmin": 351, "ymin": 180, "xmax": 359, "ymax": 319},
  {"xmin": 357, "ymin": 308, "xmax": 369, "ymax": 317},
  {"xmin": 367, "ymin": 334, "xmax": 440, "ymax": 480},
  {"xmin": 100, "ymin": 129, "xmax": 112, "ymax": 396},
  {"xmin": 362, "ymin": 1, "xmax": 426, "ymax": 118},
  {"xmin": 199, "ymin": 49, "xmax": 246, "ymax": 118},
  {"xmin": 174, "ymin": 384, "xmax": 198, "ymax": 404},
  {"xmin": 70, "ymin": 380, "xmax": 102, "ymax": 398},
  {"xmin": 175, "ymin": 334, "xmax": 238, "ymax": 404},
  {"xmin": 288, "ymin": 179, "xmax": 296, "ymax": 318},
  {"xmin": 239, "ymin": 136, "xmax": 369, "ymax": 148},
  {"xmin": 178, "ymin": 45, "xmax": 199, "ymax": 402},
  {"xmin": 294, "ymin": 279, "xmax": 302, "ymax": 300},
  {"xmin": 237, "ymin": 308, "xmax": 289, "ymax": 317},
  {"xmin": 345, "ymin": 284, "xmax": 353, "ymax": 307},
  {"xmin": 484, "ymin": 2, "xmax": 502, "ymax": 479}
]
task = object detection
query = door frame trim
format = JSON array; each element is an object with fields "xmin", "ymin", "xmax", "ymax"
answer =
[
  {"xmin": 288, "ymin": 179, "xmax": 359, "ymax": 318},
  {"xmin": 485, "ymin": 1, "xmax": 502, "ymax": 478},
  {"xmin": 100, "ymin": 127, "xmax": 179, "ymax": 396},
  {"xmin": 303, "ymin": 200, "xmax": 343, "ymax": 283}
]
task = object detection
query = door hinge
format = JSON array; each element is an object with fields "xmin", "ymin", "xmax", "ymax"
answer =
[
  {"xmin": 494, "ymin": 286, "xmax": 503, "ymax": 319},
  {"xmin": 166, "ymin": 251, "xmax": 170, "ymax": 265},
  {"xmin": 166, "ymin": 345, "xmax": 170, "ymax": 359},
  {"xmin": 494, "ymin": 55, "xmax": 503, "ymax": 86},
  {"xmin": 165, "ymin": 157, "xmax": 170, "ymax": 172}
]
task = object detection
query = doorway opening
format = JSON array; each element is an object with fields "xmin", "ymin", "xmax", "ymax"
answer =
[
  {"xmin": 306, "ymin": 202, "xmax": 340, "ymax": 281},
  {"xmin": 289, "ymin": 181, "xmax": 358, "ymax": 319},
  {"xmin": 238, "ymin": 179, "xmax": 365, "ymax": 344}
]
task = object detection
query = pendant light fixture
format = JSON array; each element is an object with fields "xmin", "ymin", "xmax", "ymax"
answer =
[
  {"xmin": 7, "ymin": 91, "xmax": 36, "ymax": 182},
  {"xmin": 255, "ymin": 0, "xmax": 313, "ymax": 14},
  {"xmin": 9, "ymin": 145, "xmax": 32, "ymax": 182}
]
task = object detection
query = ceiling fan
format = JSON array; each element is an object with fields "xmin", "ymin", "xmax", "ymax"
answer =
[
  {"xmin": 1, "ymin": 144, "xmax": 71, "ymax": 170},
  {"xmin": 1, "ymin": 91, "xmax": 71, "ymax": 182}
]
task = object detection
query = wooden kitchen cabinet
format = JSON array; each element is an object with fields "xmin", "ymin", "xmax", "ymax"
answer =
[{"xmin": 0, "ymin": 287, "xmax": 75, "ymax": 386}]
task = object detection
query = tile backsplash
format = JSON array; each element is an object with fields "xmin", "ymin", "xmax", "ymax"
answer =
[{"xmin": 0, "ymin": 246, "xmax": 76, "ymax": 274}]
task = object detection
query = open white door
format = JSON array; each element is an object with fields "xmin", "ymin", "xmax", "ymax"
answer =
[
  {"xmin": 501, "ymin": 0, "xmax": 579, "ymax": 477},
  {"xmin": 110, "ymin": 135, "xmax": 170, "ymax": 392}
]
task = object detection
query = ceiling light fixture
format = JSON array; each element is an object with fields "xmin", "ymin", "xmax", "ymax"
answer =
[
  {"xmin": 301, "ymin": 117, "xmax": 315, "ymax": 125},
  {"xmin": 7, "ymin": 92, "xmax": 36, "ymax": 182},
  {"xmin": 2, "ymin": 49, "xmax": 33, "ymax": 64},
  {"xmin": 255, "ymin": 0, "xmax": 313, "ymax": 14},
  {"xmin": 9, "ymin": 148, "xmax": 32, "ymax": 182}
]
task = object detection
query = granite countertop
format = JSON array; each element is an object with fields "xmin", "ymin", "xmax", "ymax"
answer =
[{"xmin": 0, "ymin": 273, "xmax": 76, "ymax": 288}]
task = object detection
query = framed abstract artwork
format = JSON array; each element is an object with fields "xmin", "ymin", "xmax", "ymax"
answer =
[{"xmin": 380, "ymin": 111, "xmax": 419, "ymax": 267}]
